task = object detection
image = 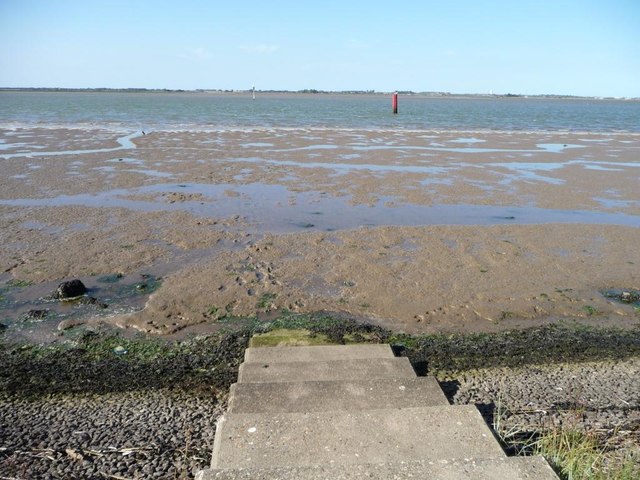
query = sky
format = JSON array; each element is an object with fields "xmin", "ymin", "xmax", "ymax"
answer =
[{"xmin": 0, "ymin": 0, "xmax": 639, "ymax": 97}]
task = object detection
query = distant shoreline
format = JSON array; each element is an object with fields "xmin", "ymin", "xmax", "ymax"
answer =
[{"xmin": 0, "ymin": 87, "xmax": 636, "ymax": 101}]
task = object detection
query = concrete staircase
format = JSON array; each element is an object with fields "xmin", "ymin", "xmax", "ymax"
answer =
[{"xmin": 196, "ymin": 344, "xmax": 558, "ymax": 479}]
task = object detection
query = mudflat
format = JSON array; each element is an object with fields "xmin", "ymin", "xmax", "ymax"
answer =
[{"xmin": 0, "ymin": 127, "xmax": 638, "ymax": 339}]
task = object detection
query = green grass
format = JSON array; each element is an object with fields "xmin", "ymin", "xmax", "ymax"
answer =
[
  {"xmin": 500, "ymin": 311, "xmax": 514, "ymax": 321},
  {"xmin": 533, "ymin": 426, "xmax": 639, "ymax": 480},
  {"xmin": 5, "ymin": 279, "xmax": 33, "ymax": 288},
  {"xmin": 3, "ymin": 311, "xmax": 639, "ymax": 479},
  {"xmin": 0, "ymin": 330, "xmax": 248, "ymax": 396},
  {"xmin": 3, "ymin": 311, "xmax": 640, "ymax": 480},
  {"xmin": 114, "ymin": 275, "xmax": 162, "ymax": 297},
  {"xmin": 249, "ymin": 328, "xmax": 333, "ymax": 347},
  {"xmin": 247, "ymin": 313, "xmax": 640, "ymax": 371},
  {"xmin": 343, "ymin": 332, "xmax": 383, "ymax": 344},
  {"xmin": 256, "ymin": 292, "xmax": 277, "ymax": 309},
  {"xmin": 492, "ymin": 397, "xmax": 639, "ymax": 480}
]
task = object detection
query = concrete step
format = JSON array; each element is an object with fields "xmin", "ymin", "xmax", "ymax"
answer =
[
  {"xmin": 237, "ymin": 357, "xmax": 416, "ymax": 383},
  {"xmin": 211, "ymin": 405, "xmax": 505, "ymax": 470},
  {"xmin": 243, "ymin": 344, "xmax": 394, "ymax": 364},
  {"xmin": 198, "ymin": 456, "xmax": 559, "ymax": 480},
  {"xmin": 229, "ymin": 376, "xmax": 449, "ymax": 413}
]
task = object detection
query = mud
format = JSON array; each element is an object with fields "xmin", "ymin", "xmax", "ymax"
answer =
[{"xmin": 0, "ymin": 127, "xmax": 639, "ymax": 340}]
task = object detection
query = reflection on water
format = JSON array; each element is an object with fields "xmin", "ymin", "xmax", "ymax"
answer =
[
  {"xmin": 1, "ymin": 182, "xmax": 638, "ymax": 232},
  {"xmin": 93, "ymin": 165, "xmax": 174, "ymax": 178},
  {"xmin": 2, "ymin": 127, "xmax": 638, "ymax": 232},
  {"xmin": 292, "ymin": 142, "xmax": 586, "ymax": 154},
  {"xmin": 449, "ymin": 137, "xmax": 486, "ymax": 144},
  {"xmin": 232, "ymin": 157, "xmax": 453, "ymax": 175},
  {"xmin": 0, "ymin": 132, "xmax": 143, "ymax": 159},
  {"xmin": 487, "ymin": 162, "xmax": 566, "ymax": 185}
]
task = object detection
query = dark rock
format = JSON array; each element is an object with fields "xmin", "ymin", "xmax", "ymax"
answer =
[
  {"xmin": 53, "ymin": 279, "xmax": 87, "ymax": 299},
  {"xmin": 619, "ymin": 290, "xmax": 640, "ymax": 303},
  {"xmin": 603, "ymin": 288, "xmax": 640, "ymax": 305},
  {"xmin": 77, "ymin": 296, "xmax": 108, "ymax": 309}
]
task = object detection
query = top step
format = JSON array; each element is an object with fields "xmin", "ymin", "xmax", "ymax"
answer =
[{"xmin": 243, "ymin": 344, "xmax": 394, "ymax": 364}]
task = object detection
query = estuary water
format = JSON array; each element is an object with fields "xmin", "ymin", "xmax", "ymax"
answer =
[
  {"xmin": 1, "ymin": 91, "xmax": 638, "ymax": 231},
  {"xmin": 1, "ymin": 91, "xmax": 639, "ymax": 132}
]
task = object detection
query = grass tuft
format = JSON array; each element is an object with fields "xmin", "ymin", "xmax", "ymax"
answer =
[
  {"xmin": 492, "ymin": 400, "xmax": 640, "ymax": 480},
  {"xmin": 533, "ymin": 426, "xmax": 639, "ymax": 480},
  {"xmin": 535, "ymin": 427, "xmax": 602, "ymax": 479}
]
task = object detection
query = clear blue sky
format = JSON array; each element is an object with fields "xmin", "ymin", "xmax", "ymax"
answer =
[{"xmin": 1, "ymin": 0, "xmax": 638, "ymax": 97}]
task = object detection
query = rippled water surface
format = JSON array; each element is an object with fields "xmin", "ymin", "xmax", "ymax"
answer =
[{"xmin": 1, "ymin": 91, "xmax": 639, "ymax": 132}]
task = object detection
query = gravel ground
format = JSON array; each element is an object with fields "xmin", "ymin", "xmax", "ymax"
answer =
[
  {"xmin": 0, "ymin": 389, "xmax": 225, "ymax": 480},
  {"xmin": 447, "ymin": 356, "xmax": 640, "ymax": 459},
  {"xmin": 0, "ymin": 328, "xmax": 248, "ymax": 480},
  {"xmin": 3, "ymin": 356, "xmax": 637, "ymax": 479},
  {"xmin": 1, "ymin": 320, "xmax": 638, "ymax": 479}
]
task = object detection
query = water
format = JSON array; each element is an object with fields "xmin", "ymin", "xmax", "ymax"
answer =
[
  {"xmin": 1, "ymin": 91, "xmax": 639, "ymax": 132},
  {"xmin": 1, "ymin": 91, "xmax": 638, "ymax": 229},
  {"xmin": 0, "ymin": 131, "xmax": 142, "ymax": 159},
  {"xmin": 2, "ymin": 183, "xmax": 638, "ymax": 230}
]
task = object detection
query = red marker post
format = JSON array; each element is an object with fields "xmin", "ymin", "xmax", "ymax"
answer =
[{"xmin": 392, "ymin": 92, "xmax": 398, "ymax": 114}]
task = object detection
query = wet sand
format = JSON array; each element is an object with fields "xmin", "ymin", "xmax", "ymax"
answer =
[{"xmin": 1, "ymin": 127, "xmax": 639, "ymax": 338}]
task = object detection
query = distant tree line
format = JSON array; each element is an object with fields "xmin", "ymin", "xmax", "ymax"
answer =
[{"xmin": 0, "ymin": 87, "xmax": 630, "ymax": 100}]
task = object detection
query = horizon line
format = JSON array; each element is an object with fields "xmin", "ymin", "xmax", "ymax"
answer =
[{"xmin": 0, "ymin": 87, "xmax": 637, "ymax": 100}]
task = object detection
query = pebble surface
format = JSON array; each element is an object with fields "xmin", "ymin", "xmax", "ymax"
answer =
[
  {"xmin": 1, "ymin": 321, "xmax": 638, "ymax": 478},
  {"xmin": 0, "ymin": 389, "xmax": 225, "ymax": 479},
  {"xmin": 448, "ymin": 356, "xmax": 640, "ymax": 455},
  {"xmin": 3, "ymin": 357, "xmax": 638, "ymax": 478}
]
